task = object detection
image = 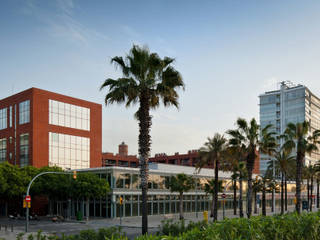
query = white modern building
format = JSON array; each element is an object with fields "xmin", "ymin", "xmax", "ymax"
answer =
[{"xmin": 259, "ymin": 81, "xmax": 320, "ymax": 175}]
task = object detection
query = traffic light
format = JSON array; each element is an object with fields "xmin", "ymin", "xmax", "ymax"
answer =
[
  {"xmin": 119, "ymin": 197, "xmax": 123, "ymax": 205},
  {"xmin": 73, "ymin": 171, "xmax": 77, "ymax": 179},
  {"xmin": 27, "ymin": 202, "xmax": 31, "ymax": 208}
]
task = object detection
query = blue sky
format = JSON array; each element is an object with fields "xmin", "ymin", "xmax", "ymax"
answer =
[{"xmin": 1, "ymin": 0, "xmax": 320, "ymax": 155}]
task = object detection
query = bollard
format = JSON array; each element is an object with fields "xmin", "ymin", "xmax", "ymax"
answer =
[
  {"xmin": 5, "ymin": 225, "xmax": 7, "ymax": 231},
  {"xmin": 11, "ymin": 224, "xmax": 13, "ymax": 232},
  {"xmin": 203, "ymin": 211, "xmax": 208, "ymax": 224}
]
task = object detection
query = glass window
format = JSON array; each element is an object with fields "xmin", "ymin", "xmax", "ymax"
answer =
[
  {"xmin": 19, "ymin": 100, "xmax": 30, "ymax": 125},
  {"xmin": 0, "ymin": 108, "xmax": 7, "ymax": 130},
  {"xmin": 0, "ymin": 138, "xmax": 7, "ymax": 162},
  {"xmin": 49, "ymin": 99, "xmax": 90, "ymax": 131},
  {"xmin": 9, "ymin": 106, "xmax": 12, "ymax": 128},
  {"xmin": 49, "ymin": 132, "xmax": 90, "ymax": 169},
  {"xmin": 20, "ymin": 134, "xmax": 29, "ymax": 167}
]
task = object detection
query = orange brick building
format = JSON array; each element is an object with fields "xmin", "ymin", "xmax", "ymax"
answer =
[
  {"xmin": 102, "ymin": 145, "xmax": 260, "ymax": 174},
  {"xmin": 102, "ymin": 142, "xmax": 139, "ymax": 167},
  {"xmin": 149, "ymin": 149, "xmax": 260, "ymax": 174},
  {"xmin": 0, "ymin": 88, "xmax": 101, "ymax": 169}
]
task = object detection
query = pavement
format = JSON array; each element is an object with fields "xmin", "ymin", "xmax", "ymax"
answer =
[{"xmin": 0, "ymin": 205, "xmax": 307, "ymax": 240}]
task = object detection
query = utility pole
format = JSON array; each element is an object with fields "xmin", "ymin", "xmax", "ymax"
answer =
[{"xmin": 25, "ymin": 171, "xmax": 75, "ymax": 232}]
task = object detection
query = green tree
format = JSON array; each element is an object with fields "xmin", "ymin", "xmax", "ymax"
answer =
[
  {"xmin": 203, "ymin": 179, "xmax": 223, "ymax": 218},
  {"xmin": 225, "ymin": 130, "xmax": 248, "ymax": 217},
  {"xmin": 268, "ymin": 149, "xmax": 295, "ymax": 214},
  {"xmin": 197, "ymin": 134, "xmax": 228, "ymax": 221},
  {"xmin": 0, "ymin": 162, "xmax": 27, "ymax": 215},
  {"xmin": 167, "ymin": 173, "xmax": 194, "ymax": 220},
  {"xmin": 228, "ymin": 119, "xmax": 276, "ymax": 218},
  {"xmin": 100, "ymin": 45, "xmax": 184, "ymax": 234},
  {"xmin": 282, "ymin": 121, "xmax": 320, "ymax": 214},
  {"xmin": 72, "ymin": 173, "xmax": 110, "ymax": 221}
]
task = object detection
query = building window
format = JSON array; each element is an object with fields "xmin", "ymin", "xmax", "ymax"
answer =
[
  {"xmin": 0, "ymin": 138, "xmax": 6, "ymax": 163},
  {"xmin": 49, "ymin": 132, "xmax": 90, "ymax": 169},
  {"xmin": 0, "ymin": 108, "xmax": 7, "ymax": 130},
  {"xmin": 19, "ymin": 100, "xmax": 30, "ymax": 125},
  {"xmin": 20, "ymin": 133, "xmax": 29, "ymax": 167},
  {"xmin": 9, "ymin": 106, "xmax": 13, "ymax": 128},
  {"xmin": 49, "ymin": 100, "xmax": 90, "ymax": 131}
]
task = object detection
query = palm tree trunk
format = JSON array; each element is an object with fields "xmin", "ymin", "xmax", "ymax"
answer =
[
  {"xmin": 307, "ymin": 178, "xmax": 310, "ymax": 210},
  {"xmin": 285, "ymin": 174, "xmax": 288, "ymax": 211},
  {"xmin": 233, "ymin": 179, "xmax": 237, "ymax": 215},
  {"xmin": 271, "ymin": 189, "xmax": 274, "ymax": 212},
  {"xmin": 138, "ymin": 92, "xmax": 152, "ymax": 235},
  {"xmin": 317, "ymin": 178, "xmax": 319, "ymax": 208},
  {"xmin": 254, "ymin": 190, "xmax": 257, "ymax": 214},
  {"xmin": 179, "ymin": 192, "xmax": 184, "ymax": 220},
  {"xmin": 296, "ymin": 152, "xmax": 303, "ymax": 214},
  {"xmin": 246, "ymin": 150, "xmax": 255, "ymax": 218},
  {"xmin": 262, "ymin": 185, "xmax": 266, "ymax": 216},
  {"xmin": 239, "ymin": 175, "xmax": 243, "ymax": 218},
  {"xmin": 211, "ymin": 195, "xmax": 214, "ymax": 218},
  {"xmin": 310, "ymin": 175, "xmax": 313, "ymax": 212},
  {"xmin": 281, "ymin": 173, "xmax": 284, "ymax": 215},
  {"xmin": 213, "ymin": 159, "xmax": 219, "ymax": 221}
]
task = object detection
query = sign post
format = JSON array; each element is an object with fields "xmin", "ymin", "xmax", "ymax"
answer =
[{"xmin": 119, "ymin": 197, "xmax": 123, "ymax": 226}]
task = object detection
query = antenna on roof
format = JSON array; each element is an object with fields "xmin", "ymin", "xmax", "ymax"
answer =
[{"xmin": 277, "ymin": 80, "xmax": 298, "ymax": 90}]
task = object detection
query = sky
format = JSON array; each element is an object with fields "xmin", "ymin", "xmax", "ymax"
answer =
[{"xmin": 1, "ymin": 0, "xmax": 320, "ymax": 156}]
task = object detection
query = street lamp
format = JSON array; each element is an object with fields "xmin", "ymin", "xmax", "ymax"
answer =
[{"xmin": 25, "ymin": 170, "xmax": 75, "ymax": 232}]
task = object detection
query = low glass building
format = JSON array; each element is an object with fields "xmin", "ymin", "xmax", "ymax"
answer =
[{"xmin": 63, "ymin": 163, "xmax": 296, "ymax": 219}]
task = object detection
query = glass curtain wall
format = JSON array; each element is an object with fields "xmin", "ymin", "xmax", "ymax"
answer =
[
  {"xmin": 49, "ymin": 100, "xmax": 90, "ymax": 131},
  {"xmin": 49, "ymin": 132, "xmax": 90, "ymax": 169}
]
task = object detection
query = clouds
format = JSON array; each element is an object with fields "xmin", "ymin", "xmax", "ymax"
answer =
[{"xmin": 21, "ymin": 0, "xmax": 109, "ymax": 46}]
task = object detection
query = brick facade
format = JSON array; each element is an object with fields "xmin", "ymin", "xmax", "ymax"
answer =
[{"xmin": 0, "ymin": 88, "xmax": 102, "ymax": 168}]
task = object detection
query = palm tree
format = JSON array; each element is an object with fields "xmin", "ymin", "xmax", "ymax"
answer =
[
  {"xmin": 197, "ymin": 134, "xmax": 228, "ymax": 221},
  {"xmin": 282, "ymin": 121, "xmax": 320, "ymax": 214},
  {"xmin": 228, "ymin": 118, "xmax": 276, "ymax": 218},
  {"xmin": 226, "ymin": 129, "xmax": 248, "ymax": 217},
  {"xmin": 268, "ymin": 149, "xmax": 295, "ymax": 214},
  {"xmin": 100, "ymin": 45, "xmax": 184, "ymax": 234},
  {"xmin": 238, "ymin": 161, "xmax": 247, "ymax": 218},
  {"xmin": 204, "ymin": 179, "xmax": 223, "ymax": 218},
  {"xmin": 252, "ymin": 177, "xmax": 262, "ymax": 214},
  {"xmin": 305, "ymin": 165, "xmax": 318, "ymax": 212},
  {"xmin": 167, "ymin": 173, "xmax": 194, "ymax": 220}
]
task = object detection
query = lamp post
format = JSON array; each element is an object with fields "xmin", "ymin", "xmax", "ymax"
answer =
[{"xmin": 25, "ymin": 171, "xmax": 75, "ymax": 232}]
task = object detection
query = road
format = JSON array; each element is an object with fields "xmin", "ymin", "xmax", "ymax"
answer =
[{"xmin": 0, "ymin": 205, "xmax": 301, "ymax": 240}]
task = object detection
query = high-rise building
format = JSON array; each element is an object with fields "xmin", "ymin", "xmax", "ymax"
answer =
[
  {"xmin": 259, "ymin": 81, "xmax": 320, "ymax": 174},
  {"xmin": 0, "ymin": 88, "xmax": 102, "ymax": 169}
]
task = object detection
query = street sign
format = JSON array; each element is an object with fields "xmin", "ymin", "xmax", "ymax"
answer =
[
  {"xmin": 25, "ymin": 195, "xmax": 31, "ymax": 202},
  {"xmin": 222, "ymin": 193, "xmax": 226, "ymax": 198}
]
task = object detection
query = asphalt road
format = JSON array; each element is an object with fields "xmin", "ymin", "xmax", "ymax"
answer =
[{"xmin": 0, "ymin": 206, "xmax": 300, "ymax": 240}]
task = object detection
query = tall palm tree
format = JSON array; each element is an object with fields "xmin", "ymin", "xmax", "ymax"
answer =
[
  {"xmin": 167, "ymin": 173, "xmax": 194, "ymax": 220},
  {"xmin": 228, "ymin": 118, "xmax": 276, "ymax": 218},
  {"xmin": 226, "ymin": 129, "xmax": 248, "ymax": 217},
  {"xmin": 197, "ymin": 134, "xmax": 228, "ymax": 221},
  {"xmin": 204, "ymin": 179, "xmax": 223, "ymax": 218},
  {"xmin": 268, "ymin": 149, "xmax": 295, "ymax": 214},
  {"xmin": 305, "ymin": 165, "xmax": 318, "ymax": 212},
  {"xmin": 100, "ymin": 45, "xmax": 184, "ymax": 234},
  {"xmin": 282, "ymin": 121, "xmax": 320, "ymax": 214}
]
